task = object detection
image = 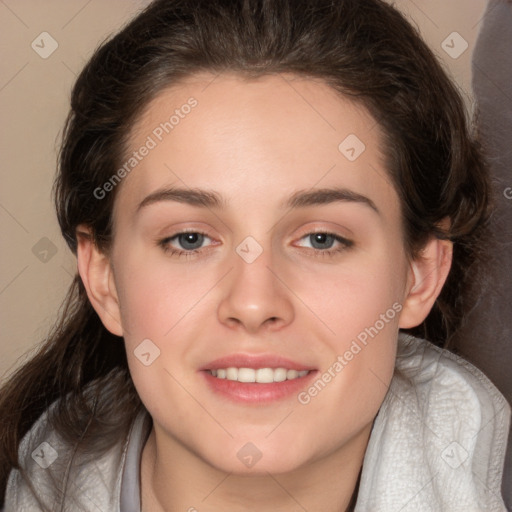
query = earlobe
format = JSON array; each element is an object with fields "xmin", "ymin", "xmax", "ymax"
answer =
[
  {"xmin": 399, "ymin": 237, "xmax": 453, "ymax": 329},
  {"xmin": 76, "ymin": 225, "xmax": 124, "ymax": 337}
]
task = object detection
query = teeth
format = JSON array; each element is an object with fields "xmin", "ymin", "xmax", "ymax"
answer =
[{"xmin": 208, "ymin": 367, "xmax": 310, "ymax": 383}]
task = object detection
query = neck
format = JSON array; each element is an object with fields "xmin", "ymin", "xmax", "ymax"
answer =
[{"xmin": 140, "ymin": 424, "xmax": 369, "ymax": 512}]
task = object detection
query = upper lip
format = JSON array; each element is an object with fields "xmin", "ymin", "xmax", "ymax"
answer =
[{"xmin": 200, "ymin": 354, "xmax": 316, "ymax": 371}]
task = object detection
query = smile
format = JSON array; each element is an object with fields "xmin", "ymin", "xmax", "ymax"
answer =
[{"xmin": 207, "ymin": 367, "xmax": 311, "ymax": 383}]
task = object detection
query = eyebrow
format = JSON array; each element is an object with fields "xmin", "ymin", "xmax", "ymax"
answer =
[{"xmin": 136, "ymin": 186, "xmax": 379, "ymax": 214}]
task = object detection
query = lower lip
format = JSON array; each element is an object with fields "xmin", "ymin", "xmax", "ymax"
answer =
[{"xmin": 201, "ymin": 370, "xmax": 317, "ymax": 404}]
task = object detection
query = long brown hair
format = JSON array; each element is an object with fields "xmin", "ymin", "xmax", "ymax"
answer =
[{"xmin": 0, "ymin": 0, "xmax": 490, "ymax": 506}]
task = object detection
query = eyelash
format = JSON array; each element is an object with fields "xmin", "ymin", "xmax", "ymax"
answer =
[
  {"xmin": 157, "ymin": 230, "xmax": 354, "ymax": 259},
  {"xmin": 157, "ymin": 230, "xmax": 215, "ymax": 259}
]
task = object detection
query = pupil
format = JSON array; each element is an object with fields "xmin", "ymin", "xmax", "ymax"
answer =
[
  {"xmin": 311, "ymin": 233, "xmax": 334, "ymax": 249},
  {"xmin": 180, "ymin": 233, "xmax": 203, "ymax": 250}
]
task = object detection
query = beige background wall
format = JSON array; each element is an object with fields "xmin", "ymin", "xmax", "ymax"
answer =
[{"xmin": 0, "ymin": 0, "xmax": 488, "ymax": 382}]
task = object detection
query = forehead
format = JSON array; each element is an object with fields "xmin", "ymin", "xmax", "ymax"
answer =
[{"xmin": 115, "ymin": 72, "xmax": 398, "ymax": 220}]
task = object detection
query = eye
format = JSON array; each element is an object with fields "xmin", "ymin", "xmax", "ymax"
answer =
[
  {"xmin": 158, "ymin": 231, "xmax": 214, "ymax": 257},
  {"xmin": 295, "ymin": 232, "xmax": 353, "ymax": 256},
  {"xmin": 157, "ymin": 230, "xmax": 352, "ymax": 259}
]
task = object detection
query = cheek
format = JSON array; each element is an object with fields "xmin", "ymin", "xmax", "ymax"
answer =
[
  {"xmin": 293, "ymin": 249, "xmax": 406, "ymax": 342},
  {"xmin": 114, "ymin": 252, "xmax": 216, "ymax": 340},
  {"xmin": 292, "ymin": 250, "xmax": 404, "ymax": 418},
  {"xmin": 112, "ymin": 255, "xmax": 219, "ymax": 411},
  {"xmin": 296, "ymin": 301, "xmax": 399, "ymax": 448}
]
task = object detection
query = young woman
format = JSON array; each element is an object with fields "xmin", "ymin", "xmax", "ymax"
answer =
[{"xmin": 1, "ymin": 0, "xmax": 510, "ymax": 510}]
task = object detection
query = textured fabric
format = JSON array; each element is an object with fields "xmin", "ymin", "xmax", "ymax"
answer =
[
  {"xmin": 4, "ymin": 335, "xmax": 510, "ymax": 511},
  {"xmin": 355, "ymin": 334, "xmax": 510, "ymax": 511}
]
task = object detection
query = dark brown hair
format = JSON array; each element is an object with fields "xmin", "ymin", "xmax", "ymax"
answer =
[{"xmin": 0, "ymin": 0, "xmax": 490, "ymax": 506}]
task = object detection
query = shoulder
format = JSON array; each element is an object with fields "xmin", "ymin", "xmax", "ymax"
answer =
[
  {"xmin": 4, "ymin": 399, "xmax": 133, "ymax": 512},
  {"xmin": 356, "ymin": 334, "xmax": 511, "ymax": 512}
]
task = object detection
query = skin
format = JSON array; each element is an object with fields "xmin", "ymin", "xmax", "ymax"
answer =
[{"xmin": 77, "ymin": 72, "xmax": 452, "ymax": 511}]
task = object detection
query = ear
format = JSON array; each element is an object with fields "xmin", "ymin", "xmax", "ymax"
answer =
[
  {"xmin": 76, "ymin": 225, "xmax": 124, "ymax": 337},
  {"xmin": 399, "ymin": 236, "xmax": 453, "ymax": 329}
]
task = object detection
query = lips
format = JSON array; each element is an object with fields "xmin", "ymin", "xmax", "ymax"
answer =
[
  {"xmin": 201, "ymin": 353, "xmax": 315, "ymax": 372},
  {"xmin": 199, "ymin": 353, "xmax": 317, "ymax": 404}
]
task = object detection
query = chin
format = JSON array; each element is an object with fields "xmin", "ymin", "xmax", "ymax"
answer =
[{"xmin": 201, "ymin": 437, "xmax": 314, "ymax": 476}]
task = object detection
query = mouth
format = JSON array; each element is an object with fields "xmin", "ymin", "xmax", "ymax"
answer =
[{"xmin": 200, "ymin": 354, "xmax": 317, "ymax": 404}]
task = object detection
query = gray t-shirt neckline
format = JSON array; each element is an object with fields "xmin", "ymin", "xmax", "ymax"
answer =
[{"xmin": 120, "ymin": 410, "xmax": 152, "ymax": 512}]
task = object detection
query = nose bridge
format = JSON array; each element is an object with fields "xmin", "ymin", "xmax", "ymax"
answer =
[{"xmin": 217, "ymin": 236, "xmax": 294, "ymax": 332}]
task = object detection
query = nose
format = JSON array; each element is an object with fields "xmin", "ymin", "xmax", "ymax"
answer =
[{"xmin": 217, "ymin": 243, "xmax": 295, "ymax": 334}]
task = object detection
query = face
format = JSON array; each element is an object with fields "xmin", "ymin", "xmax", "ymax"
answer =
[{"xmin": 105, "ymin": 72, "xmax": 413, "ymax": 474}]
